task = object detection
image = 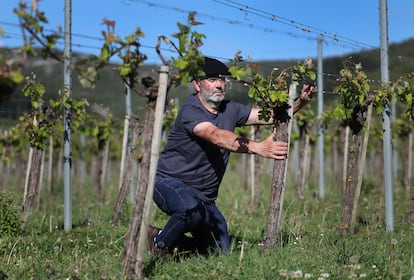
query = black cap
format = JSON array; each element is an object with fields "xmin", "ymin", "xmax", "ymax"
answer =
[{"xmin": 201, "ymin": 57, "xmax": 230, "ymax": 78}]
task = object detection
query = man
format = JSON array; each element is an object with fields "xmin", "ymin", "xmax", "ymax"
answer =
[{"xmin": 149, "ymin": 57, "xmax": 315, "ymax": 256}]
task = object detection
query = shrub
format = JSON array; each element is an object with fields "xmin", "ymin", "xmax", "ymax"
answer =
[{"xmin": 0, "ymin": 191, "xmax": 22, "ymax": 236}]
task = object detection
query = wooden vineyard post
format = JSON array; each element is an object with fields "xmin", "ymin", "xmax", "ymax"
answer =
[
  {"xmin": 123, "ymin": 65, "xmax": 169, "ymax": 279},
  {"xmin": 136, "ymin": 65, "xmax": 169, "ymax": 276}
]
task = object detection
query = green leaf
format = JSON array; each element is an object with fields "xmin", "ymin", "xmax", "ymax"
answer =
[
  {"xmin": 10, "ymin": 71, "xmax": 24, "ymax": 84},
  {"xmin": 333, "ymin": 104, "xmax": 345, "ymax": 120},
  {"xmin": 191, "ymin": 21, "xmax": 203, "ymax": 26},
  {"xmin": 91, "ymin": 126, "xmax": 99, "ymax": 137},
  {"xmin": 278, "ymin": 91, "xmax": 289, "ymax": 103},
  {"xmin": 125, "ymin": 34, "xmax": 135, "ymax": 43},
  {"xmin": 99, "ymin": 46, "xmax": 111, "ymax": 61},
  {"xmin": 119, "ymin": 64, "xmax": 132, "ymax": 77},
  {"xmin": 406, "ymin": 94, "xmax": 412, "ymax": 104},
  {"xmin": 178, "ymin": 36, "xmax": 187, "ymax": 53},
  {"xmin": 358, "ymin": 94, "xmax": 365, "ymax": 105},
  {"xmin": 306, "ymin": 70, "xmax": 316, "ymax": 81},
  {"xmin": 49, "ymin": 99, "xmax": 60, "ymax": 108},
  {"xmin": 177, "ymin": 22, "xmax": 190, "ymax": 34},
  {"xmin": 375, "ymin": 106, "xmax": 383, "ymax": 115},
  {"xmin": 78, "ymin": 76, "xmax": 94, "ymax": 89},
  {"xmin": 248, "ymin": 88, "xmax": 256, "ymax": 99},
  {"xmin": 77, "ymin": 67, "xmax": 98, "ymax": 89},
  {"xmin": 173, "ymin": 59, "xmax": 188, "ymax": 70},
  {"xmin": 162, "ymin": 36, "xmax": 171, "ymax": 45},
  {"xmin": 181, "ymin": 72, "xmax": 190, "ymax": 85},
  {"xmin": 291, "ymin": 73, "xmax": 300, "ymax": 84},
  {"xmin": 269, "ymin": 90, "xmax": 278, "ymax": 103},
  {"xmin": 228, "ymin": 66, "xmax": 246, "ymax": 81},
  {"xmin": 32, "ymin": 101, "xmax": 39, "ymax": 109},
  {"xmin": 363, "ymin": 82, "xmax": 370, "ymax": 91},
  {"xmin": 34, "ymin": 83, "xmax": 46, "ymax": 95}
]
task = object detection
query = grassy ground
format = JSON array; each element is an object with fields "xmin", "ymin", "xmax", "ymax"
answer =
[{"xmin": 1, "ymin": 158, "xmax": 413, "ymax": 280}]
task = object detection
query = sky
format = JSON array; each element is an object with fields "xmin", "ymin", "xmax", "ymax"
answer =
[{"xmin": 1, "ymin": 0, "xmax": 414, "ymax": 65}]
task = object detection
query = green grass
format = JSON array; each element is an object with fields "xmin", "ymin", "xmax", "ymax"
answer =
[{"xmin": 1, "ymin": 163, "xmax": 414, "ymax": 280}]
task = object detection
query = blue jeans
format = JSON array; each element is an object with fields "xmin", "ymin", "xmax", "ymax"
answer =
[{"xmin": 153, "ymin": 177, "xmax": 230, "ymax": 255}]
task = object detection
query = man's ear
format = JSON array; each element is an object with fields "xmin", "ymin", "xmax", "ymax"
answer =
[{"xmin": 193, "ymin": 80, "xmax": 201, "ymax": 91}]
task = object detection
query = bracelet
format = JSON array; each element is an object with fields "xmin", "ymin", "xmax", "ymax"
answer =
[{"xmin": 235, "ymin": 137, "xmax": 249, "ymax": 153}]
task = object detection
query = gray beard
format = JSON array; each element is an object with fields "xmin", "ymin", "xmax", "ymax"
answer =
[
  {"xmin": 201, "ymin": 90, "xmax": 224, "ymax": 110},
  {"xmin": 206, "ymin": 99, "xmax": 222, "ymax": 109}
]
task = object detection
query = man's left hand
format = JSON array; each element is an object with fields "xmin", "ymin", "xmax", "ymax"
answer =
[{"xmin": 299, "ymin": 84, "xmax": 317, "ymax": 102}]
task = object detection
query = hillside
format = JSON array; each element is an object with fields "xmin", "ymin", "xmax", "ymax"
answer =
[{"xmin": 1, "ymin": 38, "xmax": 413, "ymax": 122}]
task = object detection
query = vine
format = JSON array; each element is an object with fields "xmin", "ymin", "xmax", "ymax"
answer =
[
  {"xmin": 76, "ymin": 17, "xmax": 147, "ymax": 91},
  {"xmin": 229, "ymin": 56, "xmax": 316, "ymax": 124},
  {"xmin": 157, "ymin": 12, "xmax": 206, "ymax": 86}
]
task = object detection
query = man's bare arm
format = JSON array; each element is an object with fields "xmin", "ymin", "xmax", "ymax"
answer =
[{"xmin": 193, "ymin": 122, "xmax": 288, "ymax": 159}]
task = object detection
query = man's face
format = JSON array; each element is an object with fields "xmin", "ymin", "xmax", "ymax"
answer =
[{"xmin": 199, "ymin": 77, "xmax": 226, "ymax": 108}]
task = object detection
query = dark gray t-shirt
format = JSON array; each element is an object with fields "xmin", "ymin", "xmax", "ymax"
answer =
[{"xmin": 156, "ymin": 93, "xmax": 251, "ymax": 202}]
